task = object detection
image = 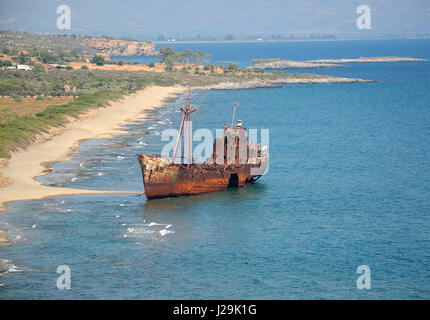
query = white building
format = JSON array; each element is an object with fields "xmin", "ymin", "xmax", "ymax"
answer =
[{"xmin": 17, "ymin": 64, "xmax": 33, "ymax": 71}]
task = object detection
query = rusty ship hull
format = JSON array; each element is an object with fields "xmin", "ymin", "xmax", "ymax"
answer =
[
  {"xmin": 137, "ymin": 87, "xmax": 268, "ymax": 199},
  {"xmin": 138, "ymin": 154, "xmax": 266, "ymax": 199}
]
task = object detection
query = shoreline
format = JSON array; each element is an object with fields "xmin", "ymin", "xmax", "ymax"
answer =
[
  {"xmin": 197, "ymin": 76, "xmax": 374, "ymax": 90},
  {"xmin": 0, "ymin": 86, "xmax": 186, "ymax": 213},
  {"xmin": 153, "ymin": 37, "xmax": 430, "ymax": 44}
]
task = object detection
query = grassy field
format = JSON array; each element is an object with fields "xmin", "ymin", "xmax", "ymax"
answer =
[
  {"xmin": 0, "ymin": 96, "xmax": 74, "ymax": 116},
  {"xmin": 0, "ymin": 91, "xmax": 122, "ymax": 158}
]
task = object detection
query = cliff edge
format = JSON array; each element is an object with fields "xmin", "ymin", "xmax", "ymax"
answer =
[{"xmin": 82, "ymin": 38, "xmax": 157, "ymax": 57}]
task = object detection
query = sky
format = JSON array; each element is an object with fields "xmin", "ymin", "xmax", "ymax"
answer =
[{"xmin": 0, "ymin": 0, "xmax": 429, "ymax": 39}]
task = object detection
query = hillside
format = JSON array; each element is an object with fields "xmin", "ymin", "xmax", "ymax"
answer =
[
  {"xmin": 82, "ymin": 38, "xmax": 156, "ymax": 56},
  {"xmin": 0, "ymin": 31, "xmax": 155, "ymax": 58}
]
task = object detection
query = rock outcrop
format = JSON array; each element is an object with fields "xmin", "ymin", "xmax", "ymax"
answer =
[
  {"xmin": 308, "ymin": 56, "xmax": 428, "ymax": 63},
  {"xmin": 82, "ymin": 38, "xmax": 156, "ymax": 57},
  {"xmin": 248, "ymin": 58, "xmax": 345, "ymax": 70},
  {"xmin": 200, "ymin": 77, "xmax": 374, "ymax": 90}
]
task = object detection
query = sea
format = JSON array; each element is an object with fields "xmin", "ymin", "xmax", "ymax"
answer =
[{"xmin": 0, "ymin": 39, "xmax": 429, "ymax": 299}]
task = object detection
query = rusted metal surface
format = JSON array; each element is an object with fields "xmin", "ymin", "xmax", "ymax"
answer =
[
  {"xmin": 138, "ymin": 153, "xmax": 268, "ymax": 199},
  {"xmin": 137, "ymin": 88, "xmax": 268, "ymax": 199}
]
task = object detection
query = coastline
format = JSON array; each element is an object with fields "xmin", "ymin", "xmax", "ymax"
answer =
[
  {"xmin": 0, "ymin": 85, "xmax": 185, "ymax": 213},
  {"xmin": 197, "ymin": 76, "xmax": 373, "ymax": 90},
  {"xmin": 153, "ymin": 37, "xmax": 430, "ymax": 44}
]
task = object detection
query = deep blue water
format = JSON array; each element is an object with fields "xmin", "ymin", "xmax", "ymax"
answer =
[
  {"xmin": 1, "ymin": 39, "xmax": 430, "ymax": 299},
  {"xmin": 112, "ymin": 39, "xmax": 430, "ymax": 69}
]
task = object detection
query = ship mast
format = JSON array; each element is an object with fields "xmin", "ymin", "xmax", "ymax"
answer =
[
  {"xmin": 172, "ymin": 86, "xmax": 196, "ymax": 165},
  {"xmin": 231, "ymin": 102, "xmax": 237, "ymax": 128}
]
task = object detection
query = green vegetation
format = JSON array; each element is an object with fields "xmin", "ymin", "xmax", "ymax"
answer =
[
  {"xmin": 225, "ymin": 62, "xmax": 239, "ymax": 72},
  {"xmin": 0, "ymin": 60, "xmax": 13, "ymax": 67},
  {"xmin": 0, "ymin": 91, "xmax": 122, "ymax": 158},
  {"xmin": 158, "ymin": 46, "xmax": 213, "ymax": 69},
  {"xmin": 90, "ymin": 55, "xmax": 105, "ymax": 66}
]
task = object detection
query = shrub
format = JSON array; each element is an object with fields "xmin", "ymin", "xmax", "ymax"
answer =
[
  {"xmin": 0, "ymin": 83, "xmax": 24, "ymax": 96},
  {"xmin": 0, "ymin": 109, "xmax": 18, "ymax": 124},
  {"xmin": 0, "ymin": 90, "xmax": 123, "ymax": 158},
  {"xmin": 227, "ymin": 62, "xmax": 239, "ymax": 72},
  {"xmin": 10, "ymin": 94, "xmax": 22, "ymax": 102},
  {"xmin": 148, "ymin": 62, "xmax": 155, "ymax": 68},
  {"xmin": 90, "ymin": 55, "xmax": 105, "ymax": 66},
  {"xmin": 81, "ymin": 65, "xmax": 89, "ymax": 70}
]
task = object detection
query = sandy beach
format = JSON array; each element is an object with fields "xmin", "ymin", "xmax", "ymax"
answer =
[
  {"xmin": 0, "ymin": 229, "xmax": 6, "ymax": 242},
  {"xmin": 0, "ymin": 86, "xmax": 185, "ymax": 213}
]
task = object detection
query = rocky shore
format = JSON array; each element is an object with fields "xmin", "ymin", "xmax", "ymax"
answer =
[
  {"xmin": 308, "ymin": 56, "xmax": 428, "ymax": 63},
  {"xmin": 201, "ymin": 76, "xmax": 374, "ymax": 90},
  {"xmin": 247, "ymin": 56, "xmax": 427, "ymax": 70},
  {"xmin": 247, "ymin": 58, "xmax": 345, "ymax": 70}
]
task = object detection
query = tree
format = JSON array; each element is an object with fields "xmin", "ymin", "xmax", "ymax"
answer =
[
  {"xmin": 31, "ymin": 63, "xmax": 45, "ymax": 74},
  {"xmin": 203, "ymin": 53, "xmax": 213, "ymax": 64},
  {"xmin": 181, "ymin": 49, "xmax": 193, "ymax": 64},
  {"xmin": 158, "ymin": 46, "xmax": 175, "ymax": 62},
  {"xmin": 51, "ymin": 82, "xmax": 64, "ymax": 97},
  {"xmin": 90, "ymin": 55, "xmax": 105, "ymax": 66},
  {"xmin": 0, "ymin": 83, "xmax": 24, "ymax": 96},
  {"xmin": 165, "ymin": 55, "xmax": 175, "ymax": 71},
  {"xmin": 40, "ymin": 81, "xmax": 50, "ymax": 95},
  {"xmin": 0, "ymin": 60, "xmax": 12, "ymax": 67},
  {"xmin": 38, "ymin": 51, "xmax": 58, "ymax": 64},
  {"xmin": 227, "ymin": 62, "xmax": 239, "ymax": 72},
  {"xmin": 18, "ymin": 52, "xmax": 26, "ymax": 64},
  {"xmin": 192, "ymin": 50, "xmax": 204, "ymax": 64}
]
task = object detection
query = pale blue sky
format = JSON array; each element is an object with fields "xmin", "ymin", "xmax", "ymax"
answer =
[{"xmin": 0, "ymin": 0, "xmax": 429, "ymax": 39}]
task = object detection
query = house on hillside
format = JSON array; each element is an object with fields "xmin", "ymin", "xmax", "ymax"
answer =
[{"xmin": 17, "ymin": 64, "xmax": 33, "ymax": 71}]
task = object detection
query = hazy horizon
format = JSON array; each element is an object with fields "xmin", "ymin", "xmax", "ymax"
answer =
[{"xmin": 0, "ymin": 0, "xmax": 430, "ymax": 40}]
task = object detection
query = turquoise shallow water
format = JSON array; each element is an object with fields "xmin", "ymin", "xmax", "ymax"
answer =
[{"xmin": 1, "ymin": 40, "xmax": 430, "ymax": 299}]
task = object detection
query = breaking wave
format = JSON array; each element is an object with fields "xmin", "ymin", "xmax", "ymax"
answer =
[
  {"xmin": 0, "ymin": 259, "xmax": 25, "ymax": 275},
  {"xmin": 122, "ymin": 221, "xmax": 174, "ymax": 241}
]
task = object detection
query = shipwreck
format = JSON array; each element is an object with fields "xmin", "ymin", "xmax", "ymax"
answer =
[{"xmin": 137, "ymin": 88, "xmax": 268, "ymax": 199}]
